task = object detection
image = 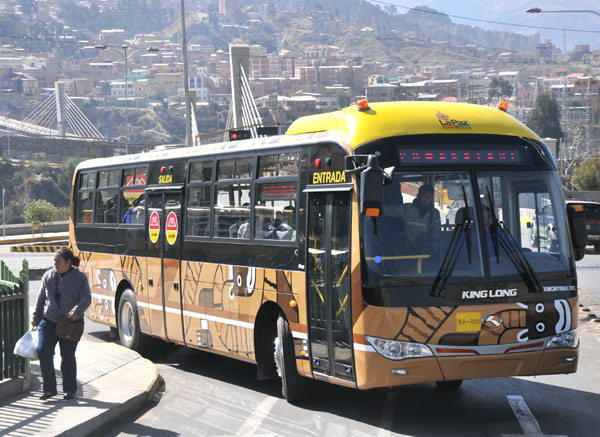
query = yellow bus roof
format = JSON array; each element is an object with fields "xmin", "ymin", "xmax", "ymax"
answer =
[{"xmin": 285, "ymin": 101, "xmax": 541, "ymax": 149}]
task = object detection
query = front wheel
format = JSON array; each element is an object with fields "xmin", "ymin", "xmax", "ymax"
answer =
[
  {"xmin": 118, "ymin": 289, "xmax": 146, "ymax": 352},
  {"xmin": 274, "ymin": 315, "xmax": 309, "ymax": 403}
]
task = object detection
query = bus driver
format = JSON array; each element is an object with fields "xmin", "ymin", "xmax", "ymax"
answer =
[{"xmin": 403, "ymin": 184, "xmax": 442, "ymax": 264}]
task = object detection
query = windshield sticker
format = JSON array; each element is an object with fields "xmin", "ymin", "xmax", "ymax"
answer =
[{"xmin": 436, "ymin": 111, "xmax": 471, "ymax": 129}]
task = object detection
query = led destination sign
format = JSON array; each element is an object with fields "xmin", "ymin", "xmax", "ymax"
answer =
[{"xmin": 398, "ymin": 149, "xmax": 524, "ymax": 164}]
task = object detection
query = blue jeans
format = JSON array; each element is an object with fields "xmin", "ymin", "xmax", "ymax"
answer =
[{"xmin": 38, "ymin": 318, "xmax": 79, "ymax": 394}]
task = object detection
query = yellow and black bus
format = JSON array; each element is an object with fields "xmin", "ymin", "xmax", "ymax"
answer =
[{"xmin": 71, "ymin": 101, "xmax": 586, "ymax": 402}]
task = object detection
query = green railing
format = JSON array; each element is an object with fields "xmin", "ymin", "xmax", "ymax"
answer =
[{"xmin": 0, "ymin": 260, "xmax": 29, "ymax": 381}]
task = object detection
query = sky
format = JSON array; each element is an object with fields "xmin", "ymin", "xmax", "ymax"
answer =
[{"xmin": 370, "ymin": 0, "xmax": 600, "ymax": 51}]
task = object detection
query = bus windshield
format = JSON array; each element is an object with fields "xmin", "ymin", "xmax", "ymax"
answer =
[{"xmin": 361, "ymin": 169, "xmax": 573, "ymax": 292}]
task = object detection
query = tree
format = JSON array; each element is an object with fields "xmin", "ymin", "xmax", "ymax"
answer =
[
  {"xmin": 23, "ymin": 199, "xmax": 59, "ymax": 223},
  {"xmin": 488, "ymin": 77, "xmax": 513, "ymax": 98},
  {"xmin": 336, "ymin": 90, "xmax": 350, "ymax": 108},
  {"xmin": 573, "ymin": 155, "xmax": 600, "ymax": 190},
  {"xmin": 527, "ymin": 93, "xmax": 563, "ymax": 140}
]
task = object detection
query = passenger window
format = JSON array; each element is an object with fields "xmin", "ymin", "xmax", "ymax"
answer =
[
  {"xmin": 77, "ymin": 191, "xmax": 94, "ymax": 224},
  {"xmin": 187, "ymin": 186, "xmax": 211, "ymax": 237},
  {"xmin": 214, "ymin": 184, "xmax": 251, "ymax": 238},
  {"xmin": 259, "ymin": 152, "xmax": 299, "ymax": 177},
  {"xmin": 98, "ymin": 169, "xmax": 120, "ymax": 187},
  {"xmin": 279, "ymin": 152, "xmax": 299, "ymax": 176},
  {"xmin": 259, "ymin": 155, "xmax": 277, "ymax": 177},
  {"xmin": 254, "ymin": 182, "xmax": 297, "ymax": 241},
  {"xmin": 120, "ymin": 167, "xmax": 146, "ymax": 224},
  {"xmin": 190, "ymin": 161, "xmax": 213, "ymax": 182},
  {"xmin": 217, "ymin": 159, "xmax": 234, "ymax": 180},
  {"xmin": 122, "ymin": 167, "xmax": 147, "ymax": 186},
  {"xmin": 95, "ymin": 189, "xmax": 119, "ymax": 224},
  {"xmin": 80, "ymin": 172, "xmax": 96, "ymax": 189},
  {"xmin": 236, "ymin": 157, "xmax": 253, "ymax": 179}
]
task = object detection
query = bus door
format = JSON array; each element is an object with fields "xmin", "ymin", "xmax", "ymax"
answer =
[
  {"xmin": 306, "ymin": 190, "xmax": 354, "ymax": 381},
  {"xmin": 146, "ymin": 188, "xmax": 185, "ymax": 345}
]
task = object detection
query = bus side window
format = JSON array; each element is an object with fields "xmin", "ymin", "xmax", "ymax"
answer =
[
  {"xmin": 254, "ymin": 182, "xmax": 297, "ymax": 241},
  {"xmin": 214, "ymin": 183, "xmax": 251, "ymax": 239},
  {"xmin": 187, "ymin": 185, "xmax": 211, "ymax": 237},
  {"xmin": 76, "ymin": 171, "xmax": 96, "ymax": 224}
]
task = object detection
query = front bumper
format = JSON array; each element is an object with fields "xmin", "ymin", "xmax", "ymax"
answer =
[{"xmin": 353, "ymin": 344, "xmax": 578, "ymax": 390}]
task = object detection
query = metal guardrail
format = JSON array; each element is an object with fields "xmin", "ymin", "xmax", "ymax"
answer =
[{"xmin": 0, "ymin": 260, "xmax": 29, "ymax": 381}]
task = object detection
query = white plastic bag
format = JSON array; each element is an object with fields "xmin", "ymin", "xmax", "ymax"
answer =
[{"xmin": 13, "ymin": 329, "xmax": 39, "ymax": 360}]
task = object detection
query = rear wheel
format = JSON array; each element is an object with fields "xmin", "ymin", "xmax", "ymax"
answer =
[
  {"xmin": 118, "ymin": 289, "xmax": 146, "ymax": 352},
  {"xmin": 274, "ymin": 315, "xmax": 309, "ymax": 403},
  {"xmin": 436, "ymin": 380, "xmax": 463, "ymax": 391},
  {"xmin": 594, "ymin": 243, "xmax": 600, "ymax": 253}
]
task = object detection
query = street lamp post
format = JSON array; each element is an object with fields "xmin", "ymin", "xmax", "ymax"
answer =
[
  {"xmin": 95, "ymin": 44, "xmax": 159, "ymax": 154},
  {"xmin": 527, "ymin": 8, "xmax": 600, "ymax": 17}
]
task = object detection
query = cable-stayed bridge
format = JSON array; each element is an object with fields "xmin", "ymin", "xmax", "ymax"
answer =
[{"xmin": 0, "ymin": 82, "xmax": 103, "ymax": 140}]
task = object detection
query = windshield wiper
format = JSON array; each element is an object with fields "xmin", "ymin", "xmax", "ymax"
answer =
[
  {"xmin": 430, "ymin": 185, "xmax": 473, "ymax": 297},
  {"xmin": 485, "ymin": 187, "xmax": 543, "ymax": 294}
]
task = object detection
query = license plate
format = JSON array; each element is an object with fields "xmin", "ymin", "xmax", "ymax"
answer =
[{"xmin": 456, "ymin": 312, "xmax": 481, "ymax": 332}]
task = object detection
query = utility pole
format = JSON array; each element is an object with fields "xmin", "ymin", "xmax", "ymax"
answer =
[
  {"xmin": 2, "ymin": 188, "xmax": 5, "ymax": 239},
  {"xmin": 180, "ymin": 0, "xmax": 192, "ymax": 147}
]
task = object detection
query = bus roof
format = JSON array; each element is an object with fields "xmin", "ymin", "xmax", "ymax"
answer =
[
  {"xmin": 75, "ymin": 130, "xmax": 351, "ymax": 172},
  {"xmin": 285, "ymin": 101, "xmax": 541, "ymax": 149}
]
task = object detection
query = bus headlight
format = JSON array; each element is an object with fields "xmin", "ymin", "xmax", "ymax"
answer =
[
  {"xmin": 366, "ymin": 336, "xmax": 433, "ymax": 360},
  {"xmin": 545, "ymin": 329, "xmax": 578, "ymax": 349}
]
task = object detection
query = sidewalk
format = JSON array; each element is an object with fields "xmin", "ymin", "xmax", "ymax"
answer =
[
  {"xmin": 0, "ymin": 232, "xmax": 69, "ymax": 246},
  {"xmin": 0, "ymin": 336, "xmax": 159, "ymax": 436}
]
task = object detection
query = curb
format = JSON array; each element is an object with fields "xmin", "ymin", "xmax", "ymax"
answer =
[
  {"xmin": 0, "ymin": 234, "xmax": 69, "ymax": 246},
  {"xmin": 10, "ymin": 244, "xmax": 68, "ymax": 253},
  {"xmin": 59, "ymin": 357, "xmax": 159, "ymax": 437}
]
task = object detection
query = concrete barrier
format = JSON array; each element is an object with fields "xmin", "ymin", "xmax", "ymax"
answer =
[
  {"xmin": 10, "ymin": 243, "xmax": 68, "ymax": 253},
  {"xmin": 0, "ymin": 221, "xmax": 68, "ymax": 237}
]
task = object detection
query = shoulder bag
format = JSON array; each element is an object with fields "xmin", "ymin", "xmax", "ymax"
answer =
[{"xmin": 55, "ymin": 273, "xmax": 85, "ymax": 342}]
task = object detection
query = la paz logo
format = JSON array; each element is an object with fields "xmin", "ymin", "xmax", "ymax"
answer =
[
  {"xmin": 166, "ymin": 212, "xmax": 178, "ymax": 245},
  {"xmin": 149, "ymin": 211, "xmax": 160, "ymax": 244},
  {"xmin": 436, "ymin": 111, "xmax": 470, "ymax": 129}
]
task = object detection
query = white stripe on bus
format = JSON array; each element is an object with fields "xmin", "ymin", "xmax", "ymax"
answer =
[
  {"xmin": 137, "ymin": 301, "xmax": 255, "ymax": 330},
  {"xmin": 353, "ymin": 343, "xmax": 375, "ymax": 352}
]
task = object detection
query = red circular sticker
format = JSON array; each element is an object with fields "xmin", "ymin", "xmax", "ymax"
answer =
[
  {"xmin": 166, "ymin": 211, "xmax": 178, "ymax": 245},
  {"xmin": 149, "ymin": 211, "xmax": 160, "ymax": 244}
]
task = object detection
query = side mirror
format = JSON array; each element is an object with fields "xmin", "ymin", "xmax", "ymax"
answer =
[
  {"xmin": 567, "ymin": 204, "xmax": 587, "ymax": 261},
  {"xmin": 346, "ymin": 154, "xmax": 389, "ymax": 216},
  {"xmin": 359, "ymin": 156, "xmax": 385, "ymax": 216}
]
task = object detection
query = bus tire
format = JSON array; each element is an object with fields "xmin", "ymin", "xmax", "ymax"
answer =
[
  {"xmin": 117, "ymin": 289, "xmax": 145, "ymax": 352},
  {"xmin": 594, "ymin": 243, "xmax": 600, "ymax": 253},
  {"xmin": 436, "ymin": 380, "xmax": 463, "ymax": 390},
  {"xmin": 275, "ymin": 315, "xmax": 309, "ymax": 403}
]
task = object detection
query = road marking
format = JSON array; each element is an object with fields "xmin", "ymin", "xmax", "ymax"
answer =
[
  {"xmin": 505, "ymin": 395, "xmax": 566, "ymax": 437},
  {"xmin": 235, "ymin": 396, "xmax": 278, "ymax": 436}
]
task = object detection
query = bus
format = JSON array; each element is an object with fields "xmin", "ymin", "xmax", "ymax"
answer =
[{"xmin": 71, "ymin": 101, "xmax": 587, "ymax": 402}]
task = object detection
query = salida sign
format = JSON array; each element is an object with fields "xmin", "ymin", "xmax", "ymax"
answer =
[{"xmin": 149, "ymin": 211, "xmax": 160, "ymax": 244}]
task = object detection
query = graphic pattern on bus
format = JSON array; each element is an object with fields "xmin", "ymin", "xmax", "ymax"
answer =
[{"xmin": 392, "ymin": 299, "xmax": 575, "ymax": 347}]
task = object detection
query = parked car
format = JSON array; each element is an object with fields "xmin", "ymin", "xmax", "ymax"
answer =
[{"xmin": 568, "ymin": 200, "xmax": 600, "ymax": 252}]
